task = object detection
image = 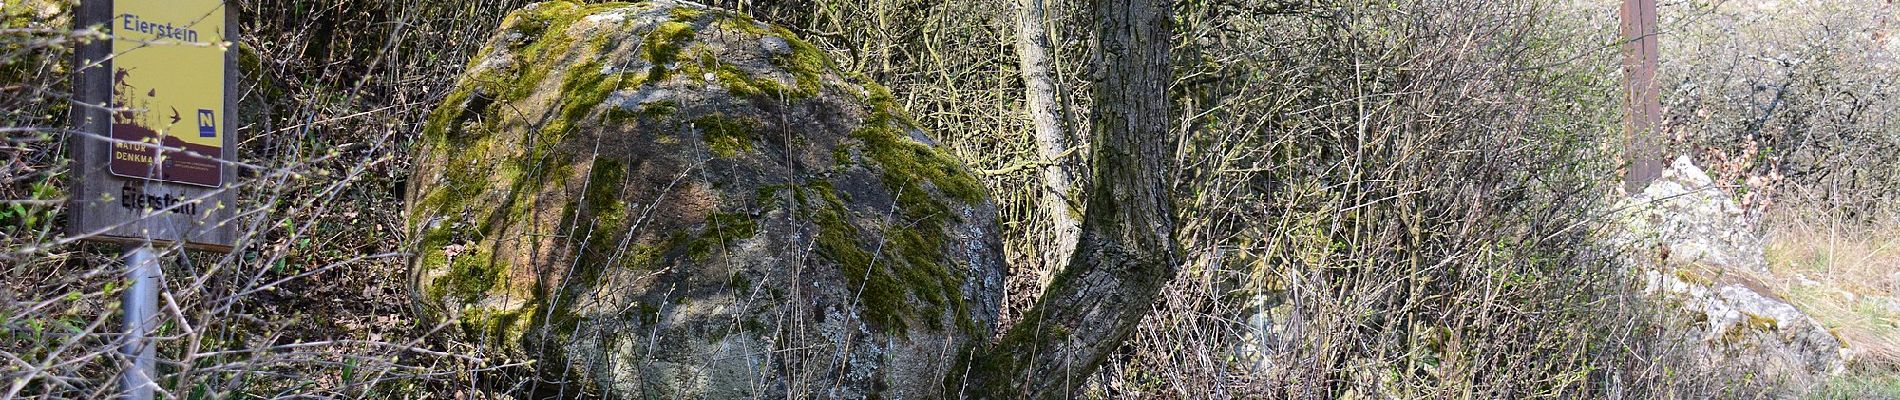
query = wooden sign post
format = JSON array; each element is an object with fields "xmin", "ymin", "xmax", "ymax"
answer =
[
  {"xmin": 70, "ymin": 0, "xmax": 238, "ymax": 252},
  {"xmin": 1621, "ymin": 0, "xmax": 1663, "ymax": 193},
  {"xmin": 69, "ymin": 1, "xmax": 237, "ymax": 397}
]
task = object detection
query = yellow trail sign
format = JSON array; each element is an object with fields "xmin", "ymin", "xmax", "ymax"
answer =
[
  {"xmin": 69, "ymin": 0, "xmax": 238, "ymax": 252},
  {"xmin": 109, "ymin": 0, "xmax": 227, "ymax": 187}
]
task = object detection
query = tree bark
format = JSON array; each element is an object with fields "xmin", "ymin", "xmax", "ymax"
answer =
[
  {"xmin": 960, "ymin": 0, "xmax": 1177, "ymax": 397},
  {"xmin": 1016, "ymin": 0, "xmax": 1085, "ymax": 275}
]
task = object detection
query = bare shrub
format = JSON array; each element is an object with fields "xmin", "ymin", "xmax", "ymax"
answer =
[
  {"xmin": 2, "ymin": 0, "xmax": 1844, "ymax": 397},
  {"xmin": 1098, "ymin": 0, "xmax": 1762, "ymax": 397},
  {"xmin": 1664, "ymin": 1, "xmax": 1900, "ymax": 394},
  {"xmin": 753, "ymin": 0, "xmax": 1774, "ymax": 396},
  {"xmin": 1661, "ymin": 0, "xmax": 1900, "ymax": 221}
]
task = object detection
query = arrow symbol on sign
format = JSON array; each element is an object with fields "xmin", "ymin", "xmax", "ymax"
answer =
[{"xmin": 169, "ymin": 107, "xmax": 181, "ymax": 124}]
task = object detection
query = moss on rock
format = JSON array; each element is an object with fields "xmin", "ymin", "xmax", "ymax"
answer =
[
  {"xmin": 642, "ymin": 20, "xmax": 697, "ymax": 80},
  {"xmin": 694, "ymin": 113, "xmax": 757, "ymax": 158},
  {"xmin": 406, "ymin": 1, "xmax": 1004, "ymax": 397},
  {"xmin": 687, "ymin": 212, "xmax": 758, "ymax": 261}
]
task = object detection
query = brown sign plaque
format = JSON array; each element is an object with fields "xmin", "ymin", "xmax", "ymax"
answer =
[{"xmin": 68, "ymin": 0, "xmax": 239, "ymax": 252}]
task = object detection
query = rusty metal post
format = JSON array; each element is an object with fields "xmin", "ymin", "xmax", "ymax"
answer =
[{"xmin": 1622, "ymin": 0, "xmax": 1663, "ymax": 194}]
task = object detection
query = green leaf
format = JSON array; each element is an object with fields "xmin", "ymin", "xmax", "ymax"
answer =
[{"xmin": 342, "ymin": 358, "xmax": 357, "ymax": 384}]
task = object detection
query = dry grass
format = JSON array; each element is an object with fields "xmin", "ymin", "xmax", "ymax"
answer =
[
  {"xmin": 1083, "ymin": 0, "xmax": 1759, "ymax": 397},
  {"xmin": 1661, "ymin": 0, "xmax": 1900, "ymax": 394},
  {"xmin": 5, "ymin": 0, "xmax": 1891, "ymax": 397},
  {"xmin": 1764, "ymin": 209, "xmax": 1900, "ymax": 372}
]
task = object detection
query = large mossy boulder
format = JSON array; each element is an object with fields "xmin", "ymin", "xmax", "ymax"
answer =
[{"xmin": 405, "ymin": 1, "xmax": 1006, "ymax": 397}]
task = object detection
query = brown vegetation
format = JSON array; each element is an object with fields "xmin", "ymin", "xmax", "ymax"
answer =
[{"xmin": 2, "ymin": 0, "xmax": 1896, "ymax": 398}]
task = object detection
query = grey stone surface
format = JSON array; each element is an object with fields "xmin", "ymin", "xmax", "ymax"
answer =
[
  {"xmin": 1622, "ymin": 155, "xmax": 1844, "ymax": 386},
  {"xmin": 1629, "ymin": 156, "xmax": 1769, "ymax": 273},
  {"xmin": 405, "ymin": 2, "xmax": 1006, "ymax": 397}
]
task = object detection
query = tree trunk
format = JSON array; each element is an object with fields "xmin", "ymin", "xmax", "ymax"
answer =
[
  {"xmin": 960, "ymin": 0, "xmax": 1177, "ymax": 397},
  {"xmin": 1015, "ymin": 0, "xmax": 1085, "ymax": 277}
]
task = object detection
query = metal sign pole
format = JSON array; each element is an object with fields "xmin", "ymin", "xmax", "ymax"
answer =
[
  {"xmin": 70, "ymin": 0, "xmax": 236, "ymax": 396},
  {"xmin": 121, "ymin": 244, "xmax": 159, "ymax": 400}
]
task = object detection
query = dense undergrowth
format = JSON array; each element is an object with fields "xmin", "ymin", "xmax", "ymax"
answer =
[
  {"xmin": 2, "ymin": 0, "xmax": 1895, "ymax": 398},
  {"xmin": 1663, "ymin": 0, "xmax": 1900, "ymax": 396}
]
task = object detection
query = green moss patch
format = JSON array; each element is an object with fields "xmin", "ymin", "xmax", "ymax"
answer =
[
  {"xmin": 712, "ymin": 61, "xmax": 804, "ymax": 98},
  {"xmin": 800, "ymin": 180, "xmax": 969, "ymax": 334},
  {"xmin": 834, "ymin": 105, "xmax": 989, "ymax": 334},
  {"xmin": 580, "ymin": 159, "xmax": 630, "ymax": 267},
  {"xmin": 462, "ymin": 306, "xmax": 536, "ymax": 348},
  {"xmin": 642, "ymin": 20, "xmax": 698, "ymax": 81},
  {"xmin": 663, "ymin": 9, "xmax": 828, "ymax": 100},
  {"xmin": 804, "ymin": 182, "xmax": 912, "ymax": 330},
  {"xmin": 688, "ymin": 212, "xmax": 759, "ymax": 261},
  {"xmin": 607, "ymin": 99, "xmax": 678, "ymax": 125},
  {"xmin": 770, "ymin": 29, "xmax": 832, "ymax": 96},
  {"xmin": 695, "ymin": 113, "xmax": 759, "ymax": 157},
  {"xmin": 850, "ymin": 109, "xmax": 985, "ymax": 205},
  {"xmin": 668, "ymin": 5, "xmax": 706, "ymax": 22}
]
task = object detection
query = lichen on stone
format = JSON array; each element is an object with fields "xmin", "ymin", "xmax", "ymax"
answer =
[{"xmin": 406, "ymin": 1, "xmax": 1005, "ymax": 397}]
